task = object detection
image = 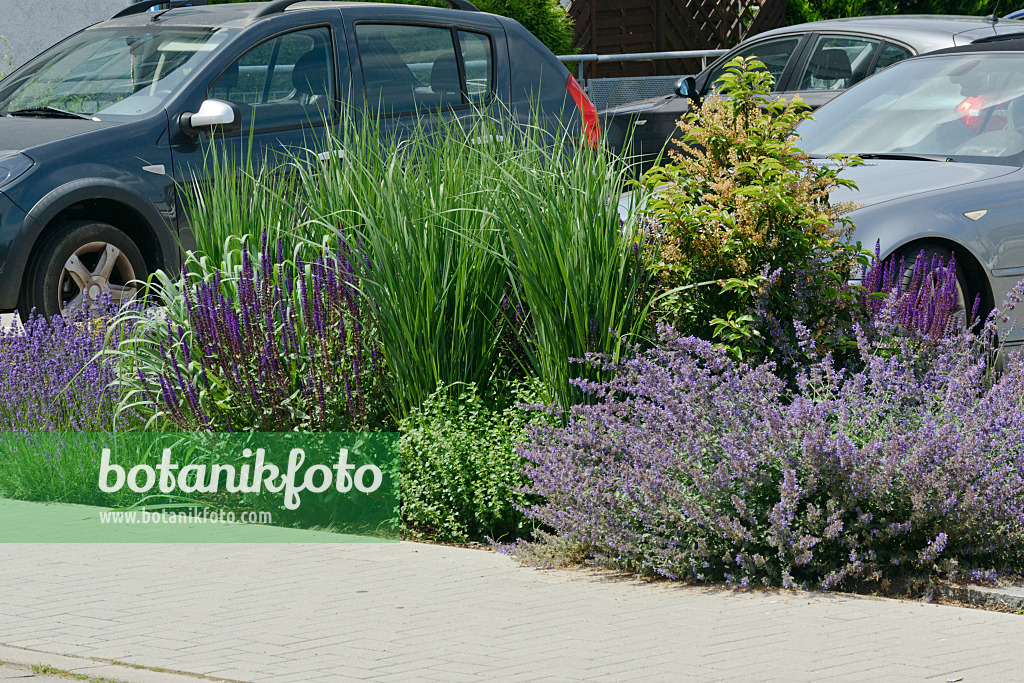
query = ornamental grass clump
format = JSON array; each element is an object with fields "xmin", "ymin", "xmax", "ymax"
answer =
[
  {"xmin": 183, "ymin": 139, "xmax": 304, "ymax": 268},
  {"xmin": 515, "ymin": 322, "xmax": 1024, "ymax": 593},
  {"xmin": 297, "ymin": 115, "xmax": 510, "ymax": 418},
  {"xmin": 496, "ymin": 125, "xmax": 655, "ymax": 409},
  {"xmin": 113, "ymin": 232, "xmax": 386, "ymax": 432},
  {"xmin": 296, "ymin": 112, "xmax": 652, "ymax": 414}
]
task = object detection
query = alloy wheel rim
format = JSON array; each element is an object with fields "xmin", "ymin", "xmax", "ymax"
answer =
[{"xmin": 57, "ymin": 241, "xmax": 138, "ymax": 316}]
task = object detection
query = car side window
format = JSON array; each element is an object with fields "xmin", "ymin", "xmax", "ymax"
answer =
[
  {"xmin": 872, "ymin": 42, "xmax": 913, "ymax": 74},
  {"xmin": 703, "ymin": 36, "xmax": 802, "ymax": 94},
  {"xmin": 208, "ymin": 27, "xmax": 335, "ymax": 132},
  {"xmin": 458, "ymin": 30, "xmax": 492, "ymax": 104},
  {"xmin": 797, "ymin": 35, "xmax": 881, "ymax": 92},
  {"xmin": 356, "ymin": 23, "xmax": 475, "ymax": 115}
]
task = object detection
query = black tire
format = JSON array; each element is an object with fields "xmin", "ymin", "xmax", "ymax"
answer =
[
  {"xmin": 19, "ymin": 220, "xmax": 147, "ymax": 320},
  {"xmin": 890, "ymin": 243, "xmax": 988, "ymax": 331}
]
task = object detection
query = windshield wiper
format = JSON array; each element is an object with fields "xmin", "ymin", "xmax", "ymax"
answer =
[
  {"xmin": 7, "ymin": 106, "xmax": 92, "ymax": 120},
  {"xmin": 856, "ymin": 152, "xmax": 954, "ymax": 162}
]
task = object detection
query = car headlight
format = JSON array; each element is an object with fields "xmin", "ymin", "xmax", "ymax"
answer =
[{"xmin": 0, "ymin": 152, "xmax": 33, "ymax": 189}]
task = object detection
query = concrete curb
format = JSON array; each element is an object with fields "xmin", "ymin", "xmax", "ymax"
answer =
[
  {"xmin": 938, "ymin": 583, "xmax": 1024, "ymax": 611},
  {"xmin": 0, "ymin": 644, "xmax": 239, "ymax": 683}
]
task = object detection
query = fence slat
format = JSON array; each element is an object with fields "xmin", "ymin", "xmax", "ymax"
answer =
[{"xmin": 567, "ymin": 0, "xmax": 786, "ymax": 78}]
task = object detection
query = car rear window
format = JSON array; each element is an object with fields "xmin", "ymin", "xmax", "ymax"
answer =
[
  {"xmin": 797, "ymin": 35, "xmax": 882, "ymax": 91},
  {"xmin": 355, "ymin": 23, "xmax": 492, "ymax": 115},
  {"xmin": 458, "ymin": 30, "xmax": 491, "ymax": 104},
  {"xmin": 873, "ymin": 42, "xmax": 913, "ymax": 74}
]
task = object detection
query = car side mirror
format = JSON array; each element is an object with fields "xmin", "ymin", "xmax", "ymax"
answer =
[
  {"xmin": 675, "ymin": 76, "xmax": 699, "ymax": 101},
  {"xmin": 179, "ymin": 99, "xmax": 240, "ymax": 136}
]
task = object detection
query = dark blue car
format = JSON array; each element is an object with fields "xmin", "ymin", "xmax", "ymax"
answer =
[{"xmin": 0, "ymin": 0, "xmax": 597, "ymax": 318}]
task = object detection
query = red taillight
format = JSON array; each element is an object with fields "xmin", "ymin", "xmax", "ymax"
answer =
[
  {"xmin": 566, "ymin": 74, "xmax": 601, "ymax": 149},
  {"xmin": 956, "ymin": 95, "xmax": 1008, "ymax": 134},
  {"xmin": 957, "ymin": 95, "xmax": 990, "ymax": 133}
]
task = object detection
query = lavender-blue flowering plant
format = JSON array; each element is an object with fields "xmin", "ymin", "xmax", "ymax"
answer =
[
  {"xmin": 514, "ymin": 319, "xmax": 1024, "ymax": 593},
  {"xmin": 0, "ymin": 304, "xmax": 126, "ymax": 433},
  {"xmin": 112, "ymin": 232, "xmax": 386, "ymax": 432},
  {"xmin": 0, "ymin": 302, "xmax": 139, "ymax": 502},
  {"xmin": 862, "ymin": 242, "xmax": 977, "ymax": 342}
]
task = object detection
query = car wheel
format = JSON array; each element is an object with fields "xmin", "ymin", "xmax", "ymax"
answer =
[
  {"xmin": 891, "ymin": 243, "xmax": 983, "ymax": 332},
  {"xmin": 20, "ymin": 221, "xmax": 147, "ymax": 320}
]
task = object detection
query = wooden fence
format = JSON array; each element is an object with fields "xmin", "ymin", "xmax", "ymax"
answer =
[{"xmin": 567, "ymin": 0, "xmax": 787, "ymax": 79}]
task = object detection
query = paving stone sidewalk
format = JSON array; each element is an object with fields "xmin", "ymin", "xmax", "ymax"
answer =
[
  {"xmin": 2, "ymin": 511, "xmax": 1024, "ymax": 681},
  {"xmin": 0, "ymin": 663, "xmax": 78, "ymax": 682}
]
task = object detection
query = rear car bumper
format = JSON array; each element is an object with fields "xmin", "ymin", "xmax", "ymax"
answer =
[{"xmin": 604, "ymin": 105, "xmax": 688, "ymax": 176}]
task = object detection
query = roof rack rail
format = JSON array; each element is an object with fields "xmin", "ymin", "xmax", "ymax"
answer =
[
  {"xmin": 110, "ymin": 0, "xmax": 202, "ymax": 20},
  {"xmin": 249, "ymin": 0, "xmax": 478, "ymax": 21}
]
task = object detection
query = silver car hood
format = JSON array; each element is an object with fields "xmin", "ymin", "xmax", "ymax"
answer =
[
  {"xmin": 618, "ymin": 159, "xmax": 1018, "ymax": 223},
  {"xmin": 831, "ymin": 159, "xmax": 1017, "ymax": 211}
]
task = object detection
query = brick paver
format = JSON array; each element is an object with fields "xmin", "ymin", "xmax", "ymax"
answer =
[{"xmin": 2, "ymin": 531, "xmax": 1024, "ymax": 682}]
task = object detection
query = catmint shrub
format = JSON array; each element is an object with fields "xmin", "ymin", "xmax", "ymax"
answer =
[{"xmin": 515, "ymin": 325, "xmax": 1024, "ymax": 593}]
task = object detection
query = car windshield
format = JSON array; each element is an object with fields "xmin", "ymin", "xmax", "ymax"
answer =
[
  {"xmin": 799, "ymin": 52, "xmax": 1024, "ymax": 167},
  {"xmin": 0, "ymin": 26, "xmax": 231, "ymax": 120}
]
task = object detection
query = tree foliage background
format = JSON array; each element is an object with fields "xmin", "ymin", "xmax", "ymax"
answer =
[
  {"xmin": 787, "ymin": 0, "xmax": 996, "ymax": 24},
  {"xmin": 207, "ymin": 0, "xmax": 574, "ymax": 56}
]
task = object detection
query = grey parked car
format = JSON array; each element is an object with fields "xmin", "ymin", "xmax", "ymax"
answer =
[
  {"xmin": 798, "ymin": 37, "xmax": 1024, "ymax": 346},
  {"xmin": 605, "ymin": 15, "xmax": 1024, "ymax": 172}
]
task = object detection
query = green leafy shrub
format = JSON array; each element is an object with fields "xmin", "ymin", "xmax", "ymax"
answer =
[
  {"xmin": 475, "ymin": 0, "xmax": 575, "ymax": 57},
  {"xmin": 787, "ymin": 0, "xmax": 990, "ymax": 24},
  {"xmin": 399, "ymin": 380, "xmax": 548, "ymax": 543},
  {"xmin": 641, "ymin": 57, "xmax": 864, "ymax": 368}
]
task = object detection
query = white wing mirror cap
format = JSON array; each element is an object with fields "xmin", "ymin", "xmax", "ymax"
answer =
[{"xmin": 180, "ymin": 99, "xmax": 239, "ymax": 135}]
